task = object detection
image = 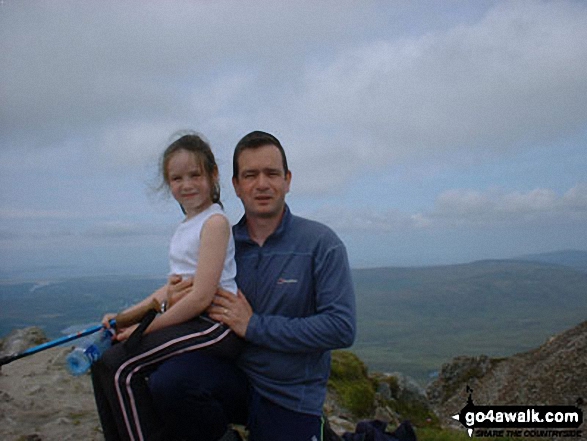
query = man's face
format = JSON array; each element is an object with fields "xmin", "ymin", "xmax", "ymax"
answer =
[{"xmin": 233, "ymin": 144, "xmax": 291, "ymax": 220}]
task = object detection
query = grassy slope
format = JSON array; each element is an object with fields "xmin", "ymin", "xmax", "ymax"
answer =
[
  {"xmin": 2, "ymin": 256, "xmax": 587, "ymax": 386},
  {"xmin": 351, "ymin": 260, "xmax": 587, "ymax": 384}
]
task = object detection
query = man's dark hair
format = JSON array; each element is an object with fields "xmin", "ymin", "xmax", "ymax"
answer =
[{"xmin": 233, "ymin": 131, "xmax": 289, "ymax": 179}]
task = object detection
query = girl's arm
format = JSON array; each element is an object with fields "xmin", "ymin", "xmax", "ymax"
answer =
[
  {"xmin": 101, "ymin": 284, "xmax": 168, "ymax": 328},
  {"xmin": 102, "ymin": 275, "xmax": 194, "ymax": 329},
  {"xmin": 131, "ymin": 214, "xmax": 230, "ymax": 335}
]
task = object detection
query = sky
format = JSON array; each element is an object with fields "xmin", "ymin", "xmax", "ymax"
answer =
[{"xmin": 1, "ymin": 0, "xmax": 586, "ymax": 279}]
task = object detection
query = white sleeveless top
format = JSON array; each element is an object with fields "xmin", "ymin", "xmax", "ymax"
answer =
[{"xmin": 168, "ymin": 203, "xmax": 237, "ymax": 295}]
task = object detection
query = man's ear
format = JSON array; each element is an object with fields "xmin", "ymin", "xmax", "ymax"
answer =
[
  {"xmin": 285, "ymin": 170, "xmax": 292, "ymax": 194},
  {"xmin": 232, "ymin": 176, "xmax": 241, "ymax": 199}
]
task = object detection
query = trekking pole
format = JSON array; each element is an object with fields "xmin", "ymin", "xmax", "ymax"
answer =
[{"xmin": 0, "ymin": 298, "xmax": 162, "ymax": 367}]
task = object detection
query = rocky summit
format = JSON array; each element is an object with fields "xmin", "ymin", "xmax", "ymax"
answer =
[
  {"xmin": 1, "ymin": 321, "xmax": 586, "ymax": 440},
  {"xmin": 0, "ymin": 327, "xmax": 103, "ymax": 440},
  {"xmin": 0, "ymin": 328, "xmax": 431, "ymax": 440},
  {"xmin": 427, "ymin": 320, "xmax": 587, "ymax": 431}
]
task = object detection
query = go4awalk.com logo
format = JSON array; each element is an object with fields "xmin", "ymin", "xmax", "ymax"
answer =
[{"xmin": 452, "ymin": 387, "xmax": 584, "ymax": 438}]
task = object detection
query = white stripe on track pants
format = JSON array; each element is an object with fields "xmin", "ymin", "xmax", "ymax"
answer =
[{"xmin": 91, "ymin": 316, "xmax": 243, "ymax": 441}]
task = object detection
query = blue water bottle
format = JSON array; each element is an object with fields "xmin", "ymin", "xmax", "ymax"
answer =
[{"xmin": 66, "ymin": 328, "xmax": 114, "ymax": 375}]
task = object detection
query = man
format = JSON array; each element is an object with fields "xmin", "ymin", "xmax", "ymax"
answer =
[{"xmin": 150, "ymin": 131, "xmax": 356, "ymax": 441}]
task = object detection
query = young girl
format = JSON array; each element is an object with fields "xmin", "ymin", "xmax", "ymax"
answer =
[{"xmin": 91, "ymin": 133, "xmax": 242, "ymax": 441}]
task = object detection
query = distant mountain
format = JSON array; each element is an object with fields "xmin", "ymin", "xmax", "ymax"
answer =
[
  {"xmin": 0, "ymin": 276, "xmax": 166, "ymax": 339},
  {"xmin": 351, "ymin": 259, "xmax": 587, "ymax": 384},
  {"xmin": 511, "ymin": 249, "xmax": 587, "ymax": 271},
  {"xmin": 2, "ymin": 258, "xmax": 587, "ymax": 387}
]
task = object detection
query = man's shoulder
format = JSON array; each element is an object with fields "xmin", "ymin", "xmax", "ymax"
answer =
[
  {"xmin": 290, "ymin": 213, "xmax": 331, "ymax": 232},
  {"xmin": 289, "ymin": 213, "xmax": 342, "ymax": 244}
]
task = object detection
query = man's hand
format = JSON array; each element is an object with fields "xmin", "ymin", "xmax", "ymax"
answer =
[
  {"xmin": 167, "ymin": 274, "xmax": 193, "ymax": 306},
  {"xmin": 208, "ymin": 288, "xmax": 253, "ymax": 338}
]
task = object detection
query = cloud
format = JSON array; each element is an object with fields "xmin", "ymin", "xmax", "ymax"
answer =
[
  {"xmin": 183, "ymin": 0, "xmax": 587, "ymax": 195},
  {"xmin": 2, "ymin": 1, "xmax": 585, "ymax": 198},
  {"xmin": 0, "ymin": 208, "xmax": 81, "ymax": 220},
  {"xmin": 84, "ymin": 221, "xmax": 169, "ymax": 238},
  {"xmin": 0, "ymin": 1, "xmax": 380, "ymax": 145},
  {"xmin": 303, "ymin": 205, "xmax": 421, "ymax": 233},
  {"xmin": 563, "ymin": 183, "xmax": 587, "ymax": 209},
  {"xmin": 0, "ymin": 229, "xmax": 14, "ymax": 240},
  {"xmin": 426, "ymin": 183, "xmax": 587, "ymax": 227},
  {"xmin": 293, "ymin": 1, "xmax": 587, "ymax": 164},
  {"xmin": 0, "ymin": 227, "xmax": 76, "ymax": 244},
  {"xmin": 306, "ymin": 183, "xmax": 587, "ymax": 233}
]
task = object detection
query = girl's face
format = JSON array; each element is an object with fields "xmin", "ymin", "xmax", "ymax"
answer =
[{"xmin": 166, "ymin": 149, "xmax": 216, "ymax": 218}]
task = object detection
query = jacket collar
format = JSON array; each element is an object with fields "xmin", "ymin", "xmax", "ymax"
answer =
[{"xmin": 234, "ymin": 204, "xmax": 291, "ymax": 245}]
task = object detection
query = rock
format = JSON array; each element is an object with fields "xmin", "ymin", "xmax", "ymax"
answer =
[
  {"xmin": 426, "ymin": 355, "xmax": 495, "ymax": 407},
  {"xmin": 378, "ymin": 371, "xmax": 428, "ymax": 405},
  {"xmin": 0, "ymin": 329, "xmax": 103, "ymax": 441},
  {"xmin": 373, "ymin": 405, "xmax": 398, "ymax": 424},
  {"xmin": 370, "ymin": 371, "xmax": 438, "ymax": 428},
  {"xmin": 328, "ymin": 415, "xmax": 357, "ymax": 435},
  {"xmin": 327, "ymin": 351, "xmax": 438, "ymax": 431},
  {"xmin": 327, "ymin": 351, "xmax": 376, "ymax": 418},
  {"xmin": 2, "ymin": 321, "xmax": 585, "ymax": 440},
  {"xmin": 427, "ymin": 320, "xmax": 587, "ymax": 429},
  {"xmin": 377, "ymin": 380, "xmax": 392, "ymax": 401},
  {"xmin": 0, "ymin": 326, "xmax": 48, "ymax": 356},
  {"xmin": 0, "ymin": 390, "xmax": 13, "ymax": 402}
]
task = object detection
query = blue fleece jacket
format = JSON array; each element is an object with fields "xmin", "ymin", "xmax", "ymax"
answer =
[{"xmin": 234, "ymin": 205, "xmax": 356, "ymax": 416}]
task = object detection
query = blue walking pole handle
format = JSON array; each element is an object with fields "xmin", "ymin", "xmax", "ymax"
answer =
[
  {"xmin": 0, "ymin": 319, "xmax": 116, "ymax": 367},
  {"xmin": 0, "ymin": 298, "xmax": 163, "ymax": 367}
]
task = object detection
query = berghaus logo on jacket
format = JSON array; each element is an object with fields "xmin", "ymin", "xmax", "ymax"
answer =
[{"xmin": 277, "ymin": 278, "xmax": 298, "ymax": 284}]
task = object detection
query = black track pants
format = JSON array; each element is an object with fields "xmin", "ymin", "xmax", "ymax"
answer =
[{"xmin": 91, "ymin": 317, "xmax": 242, "ymax": 441}]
